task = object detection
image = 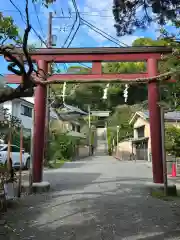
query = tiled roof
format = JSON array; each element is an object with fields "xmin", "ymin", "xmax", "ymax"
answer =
[
  {"xmin": 142, "ymin": 110, "xmax": 180, "ymax": 121},
  {"xmin": 62, "ymin": 103, "xmax": 88, "ymax": 115}
]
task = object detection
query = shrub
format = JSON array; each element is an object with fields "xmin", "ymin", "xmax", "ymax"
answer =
[
  {"xmin": 165, "ymin": 126, "xmax": 180, "ymax": 157},
  {"xmin": 48, "ymin": 132, "xmax": 80, "ymax": 162}
]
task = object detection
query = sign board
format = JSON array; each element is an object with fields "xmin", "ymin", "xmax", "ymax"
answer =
[{"xmin": 91, "ymin": 111, "xmax": 110, "ymax": 117}]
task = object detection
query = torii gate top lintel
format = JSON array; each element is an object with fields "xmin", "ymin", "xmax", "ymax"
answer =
[
  {"xmin": 4, "ymin": 46, "xmax": 172, "ymax": 62},
  {"xmin": 4, "ymin": 46, "xmax": 174, "ymax": 84}
]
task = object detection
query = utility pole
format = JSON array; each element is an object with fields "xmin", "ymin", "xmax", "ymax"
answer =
[{"xmin": 44, "ymin": 12, "xmax": 53, "ymax": 164}]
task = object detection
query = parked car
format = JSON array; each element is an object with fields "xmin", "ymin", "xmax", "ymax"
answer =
[{"xmin": 0, "ymin": 144, "xmax": 30, "ymax": 169}]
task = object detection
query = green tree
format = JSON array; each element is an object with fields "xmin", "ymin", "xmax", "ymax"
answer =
[
  {"xmin": 166, "ymin": 126, "xmax": 180, "ymax": 157},
  {"xmin": 132, "ymin": 38, "xmax": 168, "ymax": 47},
  {"xmin": 107, "ymin": 105, "xmax": 135, "ymax": 141},
  {"xmin": 0, "ymin": 13, "xmax": 18, "ymax": 43},
  {"xmin": 33, "ymin": 0, "xmax": 56, "ymax": 7},
  {"xmin": 113, "ymin": 0, "xmax": 179, "ymax": 36}
]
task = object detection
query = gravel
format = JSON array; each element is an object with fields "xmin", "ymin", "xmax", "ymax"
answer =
[{"xmin": 1, "ymin": 156, "xmax": 180, "ymax": 240}]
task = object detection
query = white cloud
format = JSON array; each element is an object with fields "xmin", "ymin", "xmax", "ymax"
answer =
[
  {"xmin": 119, "ymin": 35, "xmax": 142, "ymax": 45},
  {"xmin": 81, "ymin": 0, "xmax": 164, "ymax": 45},
  {"xmin": 80, "ymin": 0, "xmax": 138, "ymax": 46}
]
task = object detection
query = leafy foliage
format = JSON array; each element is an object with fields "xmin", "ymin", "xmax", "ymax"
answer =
[
  {"xmin": 33, "ymin": 0, "xmax": 56, "ymax": 8},
  {"xmin": 0, "ymin": 109, "xmax": 21, "ymax": 140},
  {"xmin": 48, "ymin": 131, "xmax": 80, "ymax": 161},
  {"xmin": 108, "ymin": 105, "xmax": 136, "ymax": 137},
  {"xmin": 113, "ymin": 0, "xmax": 179, "ymax": 36},
  {"xmin": 165, "ymin": 126, "xmax": 180, "ymax": 157},
  {"xmin": 132, "ymin": 38, "xmax": 169, "ymax": 47},
  {"xmin": 107, "ymin": 128, "xmax": 114, "ymax": 155},
  {"xmin": 0, "ymin": 13, "xmax": 19, "ymax": 43}
]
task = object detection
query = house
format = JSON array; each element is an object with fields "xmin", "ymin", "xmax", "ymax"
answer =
[
  {"xmin": 1, "ymin": 98, "xmax": 34, "ymax": 136},
  {"xmin": 1, "ymin": 97, "xmax": 88, "ymax": 138},
  {"xmin": 50, "ymin": 103, "xmax": 88, "ymax": 139},
  {"xmin": 117, "ymin": 110, "xmax": 180, "ymax": 161},
  {"xmin": 50, "ymin": 103, "xmax": 90, "ymax": 159}
]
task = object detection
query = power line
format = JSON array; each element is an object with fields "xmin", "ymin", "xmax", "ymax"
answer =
[
  {"xmin": 2, "ymin": 8, "xmax": 115, "ymax": 18},
  {"xmin": 81, "ymin": 18, "xmax": 129, "ymax": 47},
  {"xmin": 32, "ymin": 2, "xmax": 46, "ymax": 38},
  {"xmin": 64, "ymin": 0, "xmax": 91, "ymax": 69},
  {"xmin": 61, "ymin": 0, "xmax": 79, "ymax": 47},
  {"xmin": 8, "ymin": 0, "xmax": 47, "ymax": 47},
  {"xmin": 68, "ymin": 0, "xmax": 128, "ymax": 47},
  {"xmin": 66, "ymin": 21, "xmax": 81, "ymax": 48},
  {"xmin": 8, "ymin": 0, "xmax": 128, "ymax": 47},
  {"xmin": 8, "ymin": 0, "xmax": 25, "ymax": 23},
  {"xmin": 7, "ymin": 0, "xmax": 128, "ymax": 72},
  {"xmin": 54, "ymin": 12, "xmax": 114, "ymax": 18}
]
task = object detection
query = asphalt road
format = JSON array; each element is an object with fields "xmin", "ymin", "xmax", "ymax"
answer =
[{"xmin": 1, "ymin": 156, "xmax": 180, "ymax": 240}]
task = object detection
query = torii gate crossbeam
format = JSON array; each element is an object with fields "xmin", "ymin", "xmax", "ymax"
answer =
[{"xmin": 4, "ymin": 46, "xmax": 173, "ymax": 184}]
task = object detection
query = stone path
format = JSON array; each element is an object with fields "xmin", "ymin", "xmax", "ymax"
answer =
[{"xmin": 1, "ymin": 156, "xmax": 180, "ymax": 239}]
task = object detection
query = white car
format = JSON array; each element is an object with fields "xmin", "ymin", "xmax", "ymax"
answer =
[{"xmin": 0, "ymin": 144, "xmax": 30, "ymax": 169}]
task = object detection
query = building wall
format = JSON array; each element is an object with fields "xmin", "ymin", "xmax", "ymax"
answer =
[
  {"xmin": 0, "ymin": 104, "xmax": 5, "ymax": 121},
  {"xmin": 3, "ymin": 101, "xmax": 12, "ymax": 115},
  {"xmin": 2, "ymin": 100, "xmax": 33, "ymax": 132},
  {"xmin": 134, "ymin": 118, "xmax": 150, "ymax": 138},
  {"xmin": 133, "ymin": 116, "xmax": 180, "ymax": 161},
  {"xmin": 133, "ymin": 117, "xmax": 151, "ymax": 159},
  {"xmin": 78, "ymin": 145, "xmax": 89, "ymax": 159}
]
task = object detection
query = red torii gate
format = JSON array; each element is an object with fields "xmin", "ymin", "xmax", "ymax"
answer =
[{"xmin": 4, "ymin": 46, "xmax": 173, "ymax": 184}]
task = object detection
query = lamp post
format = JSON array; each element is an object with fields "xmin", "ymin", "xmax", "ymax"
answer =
[
  {"xmin": 116, "ymin": 125, "xmax": 120, "ymax": 155},
  {"xmin": 88, "ymin": 105, "xmax": 91, "ymax": 156}
]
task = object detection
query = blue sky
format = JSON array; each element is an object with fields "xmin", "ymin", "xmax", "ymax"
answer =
[{"xmin": 0, "ymin": 0, "xmax": 178, "ymax": 88}]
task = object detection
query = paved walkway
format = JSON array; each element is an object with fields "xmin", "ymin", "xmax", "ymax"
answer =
[{"xmin": 1, "ymin": 156, "xmax": 180, "ymax": 239}]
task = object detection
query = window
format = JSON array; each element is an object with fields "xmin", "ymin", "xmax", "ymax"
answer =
[
  {"xmin": 137, "ymin": 126, "xmax": 145, "ymax": 138},
  {"xmin": 77, "ymin": 125, "xmax": 80, "ymax": 133},
  {"xmin": 21, "ymin": 104, "xmax": 32, "ymax": 117},
  {"xmin": 72, "ymin": 124, "xmax": 76, "ymax": 131}
]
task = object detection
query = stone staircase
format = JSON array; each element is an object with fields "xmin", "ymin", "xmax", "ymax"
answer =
[{"xmin": 95, "ymin": 128, "xmax": 108, "ymax": 156}]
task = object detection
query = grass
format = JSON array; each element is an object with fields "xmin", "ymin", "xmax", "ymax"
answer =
[
  {"xmin": 48, "ymin": 160, "xmax": 66, "ymax": 169},
  {"xmin": 151, "ymin": 189, "xmax": 180, "ymax": 201}
]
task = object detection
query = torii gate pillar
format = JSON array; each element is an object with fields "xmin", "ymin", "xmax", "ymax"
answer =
[
  {"xmin": 33, "ymin": 60, "xmax": 47, "ymax": 183},
  {"xmin": 148, "ymin": 58, "xmax": 163, "ymax": 183}
]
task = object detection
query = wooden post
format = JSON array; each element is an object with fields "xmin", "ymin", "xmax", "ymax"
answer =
[
  {"xmin": 7, "ymin": 121, "xmax": 11, "ymax": 172},
  {"xmin": 17, "ymin": 125, "xmax": 23, "ymax": 198},
  {"xmin": 29, "ymin": 108, "xmax": 34, "ymax": 194}
]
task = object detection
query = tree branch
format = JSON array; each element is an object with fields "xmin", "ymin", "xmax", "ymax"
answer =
[
  {"xmin": 0, "ymin": 86, "xmax": 34, "ymax": 104},
  {"xmin": 0, "ymin": 0, "xmax": 37, "ymax": 103}
]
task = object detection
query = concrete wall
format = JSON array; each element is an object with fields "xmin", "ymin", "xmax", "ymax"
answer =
[
  {"xmin": 78, "ymin": 145, "xmax": 89, "ymax": 159},
  {"xmin": 117, "ymin": 140, "xmax": 132, "ymax": 160}
]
